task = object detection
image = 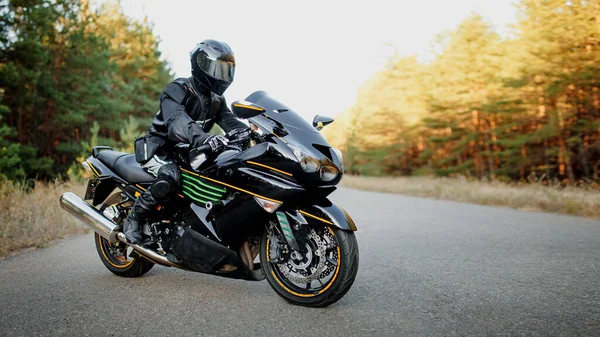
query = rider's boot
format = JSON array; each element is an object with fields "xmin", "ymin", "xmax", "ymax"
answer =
[{"xmin": 123, "ymin": 191, "xmax": 157, "ymax": 244}]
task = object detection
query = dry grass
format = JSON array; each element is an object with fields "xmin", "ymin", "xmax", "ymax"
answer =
[
  {"xmin": 342, "ymin": 175, "xmax": 600, "ymax": 218},
  {"xmin": 2, "ymin": 175, "xmax": 597, "ymax": 257},
  {"xmin": 0, "ymin": 181, "xmax": 88, "ymax": 257}
]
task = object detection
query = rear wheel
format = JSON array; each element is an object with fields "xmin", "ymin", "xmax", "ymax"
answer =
[
  {"xmin": 94, "ymin": 194, "xmax": 154, "ymax": 277},
  {"xmin": 261, "ymin": 226, "xmax": 359, "ymax": 307}
]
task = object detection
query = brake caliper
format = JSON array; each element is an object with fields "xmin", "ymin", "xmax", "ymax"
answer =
[{"xmin": 267, "ymin": 223, "xmax": 290, "ymax": 263}]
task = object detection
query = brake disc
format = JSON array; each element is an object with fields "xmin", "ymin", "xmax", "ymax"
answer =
[{"xmin": 276, "ymin": 228, "xmax": 332, "ymax": 284}]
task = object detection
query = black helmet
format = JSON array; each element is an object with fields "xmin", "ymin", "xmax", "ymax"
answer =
[{"xmin": 190, "ymin": 40, "xmax": 235, "ymax": 96}]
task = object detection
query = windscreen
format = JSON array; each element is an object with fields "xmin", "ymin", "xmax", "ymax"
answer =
[{"xmin": 245, "ymin": 91, "xmax": 330, "ymax": 147}]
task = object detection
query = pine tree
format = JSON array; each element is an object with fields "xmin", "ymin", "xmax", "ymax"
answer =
[
  {"xmin": 326, "ymin": 2, "xmax": 600, "ymax": 184},
  {"xmin": 0, "ymin": 0, "xmax": 172, "ymax": 181},
  {"xmin": 511, "ymin": 0, "xmax": 600, "ymax": 183}
]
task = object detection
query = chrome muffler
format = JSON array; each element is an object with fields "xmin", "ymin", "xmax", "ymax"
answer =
[
  {"xmin": 59, "ymin": 192, "xmax": 180, "ymax": 268},
  {"xmin": 60, "ymin": 192, "xmax": 120, "ymax": 243}
]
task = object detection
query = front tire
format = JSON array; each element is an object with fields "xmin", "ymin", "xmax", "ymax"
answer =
[
  {"xmin": 94, "ymin": 194, "xmax": 154, "ymax": 277},
  {"xmin": 261, "ymin": 226, "xmax": 359, "ymax": 307}
]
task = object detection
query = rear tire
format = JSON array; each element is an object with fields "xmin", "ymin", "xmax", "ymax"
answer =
[
  {"xmin": 261, "ymin": 226, "xmax": 359, "ymax": 307},
  {"xmin": 94, "ymin": 194, "xmax": 154, "ymax": 277},
  {"xmin": 94, "ymin": 233, "xmax": 155, "ymax": 277}
]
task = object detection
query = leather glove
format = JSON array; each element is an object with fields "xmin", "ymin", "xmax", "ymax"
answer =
[
  {"xmin": 227, "ymin": 127, "xmax": 251, "ymax": 142},
  {"xmin": 203, "ymin": 134, "xmax": 229, "ymax": 152}
]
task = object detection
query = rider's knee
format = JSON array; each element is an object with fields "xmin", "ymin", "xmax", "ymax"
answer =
[{"xmin": 151, "ymin": 163, "xmax": 180, "ymax": 202}]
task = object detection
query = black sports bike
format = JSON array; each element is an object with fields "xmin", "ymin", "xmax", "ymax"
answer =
[{"xmin": 60, "ymin": 91, "xmax": 359, "ymax": 307}]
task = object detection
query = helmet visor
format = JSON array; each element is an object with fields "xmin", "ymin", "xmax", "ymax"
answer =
[{"xmin": 196, "ymin": 52, "xmax": 235, "ymax": 83}]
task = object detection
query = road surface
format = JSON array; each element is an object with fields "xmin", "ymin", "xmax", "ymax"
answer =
[{"xmin": 0, "ymin": 187, "xmax": 599, "ymax": 336}]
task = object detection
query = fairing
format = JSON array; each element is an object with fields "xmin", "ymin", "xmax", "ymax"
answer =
[
  {"xmin": 300, "ymin": 200, "xmax": 357, "ymax": 231},
  {"xmin": 175, "ymin": 91, "xmax": 354, "ymax": 246},
  {"xmin": 245, "ymin": 91, "xmax": 343, "ymax": 171}
]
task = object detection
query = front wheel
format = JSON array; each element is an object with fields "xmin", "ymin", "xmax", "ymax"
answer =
[{"xmin": 260, "ymin": 226, "xmax": 359, "ymax": 307}]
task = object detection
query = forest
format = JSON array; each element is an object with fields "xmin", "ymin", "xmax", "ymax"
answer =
[
  {"xmin": 0, "ymin": 0, "xmax": 172, "ymax": 182},
  {"xmin": 325, "ymin": 0, "xmax": 600, "ymax": 184},
  {"xmin": 2, "ymin": 0, "xmax": 600, "ymax": 186}
]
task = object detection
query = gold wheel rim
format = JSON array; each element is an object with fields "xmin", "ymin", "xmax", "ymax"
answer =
[
  {"xmin": 267, "ymin": 227, "xmax": 341, "ymax": 297},
  {"xmin": 97, "ymin": 234, "xmax": 135, "ymax": 269}
]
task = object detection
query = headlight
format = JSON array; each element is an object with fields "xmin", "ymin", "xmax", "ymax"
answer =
[
  {"xmin": 288, "ymin": 144, "xmax": 320, "ymax": 172},
  {"xmin": 320, "ymin": 165, "xmax": 338, "ymax": 182}
]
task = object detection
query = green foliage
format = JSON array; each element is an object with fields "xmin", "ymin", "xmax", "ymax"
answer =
[
  {"xmin": 0, "ymin": 98, "xmax": 53, "ymax": 181},
  {"xmin": 0, "ymin": 0, "xmax": 172, "ymax": 182},
  {"xmin": 328, "ymin": 3, "xmax": 600, "ymax": 184},
  {"xmin": 117, "ymin": 116, "xmax": 144, "ymax": 153}
]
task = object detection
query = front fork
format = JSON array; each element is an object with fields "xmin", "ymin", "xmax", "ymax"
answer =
[{"xmin": 267, "ymin": 210, "xmax": 309, "ymax": 263}]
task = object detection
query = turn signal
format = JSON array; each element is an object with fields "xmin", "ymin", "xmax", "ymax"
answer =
[{"xmin": 254, "ymin": 196, "xmax": 282, "ymax": 213}]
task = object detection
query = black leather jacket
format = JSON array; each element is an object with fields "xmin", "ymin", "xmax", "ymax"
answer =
[{"xmin": 142, "ymin": 77, "xmax": 247, "ymax": 158}]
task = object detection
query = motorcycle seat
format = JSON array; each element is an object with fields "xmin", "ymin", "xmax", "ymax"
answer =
[{"xmin": 96, "ymin": 150, "xmax": 155, "ymax": 183}]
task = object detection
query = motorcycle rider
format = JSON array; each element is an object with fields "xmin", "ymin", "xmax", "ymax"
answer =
[{"xmin": 123, "ymin": 39, "xmax": 248, "ymax": 244}]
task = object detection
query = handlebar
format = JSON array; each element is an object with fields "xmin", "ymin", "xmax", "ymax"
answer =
[
  {"xmin": 174, "ymin": 143, "xmax": 212, "ymax": 153},
  {"xmin": 175, "ymin": 128, "xmax": 252, "ymax": 154}
]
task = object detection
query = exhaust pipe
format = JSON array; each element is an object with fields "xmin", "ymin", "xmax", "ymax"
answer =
[
  {"xmin": 116, "ymin": 233, "xmax": 180, "ymax": 268},
  {"xmin": 60, "ymin": 192, "xmax": 120, "ymax": 243},
  {"xmin": 59, "ymin": 192, "xmax": 180, "ymax": 268}
]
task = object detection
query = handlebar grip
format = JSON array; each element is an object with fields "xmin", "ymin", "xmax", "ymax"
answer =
[
  {"xmin": 174, "ymin": 143, "xmax": 191, "ymax": 150},
  {"xmin": 195, "ymin": 144, "xmax": 212, "ymax": 153},
  {"xmin": 176, "ymin": 143, "xmax": 212, "ymax": 153}
]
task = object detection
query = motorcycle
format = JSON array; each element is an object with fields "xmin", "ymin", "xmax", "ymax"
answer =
[{"xmin": 60, "ymin": 91, "xmax": 359, "ymax": 307}]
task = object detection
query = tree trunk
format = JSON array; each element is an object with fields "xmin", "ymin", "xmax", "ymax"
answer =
[
  {"xmin": 579, "ymin": 143, "xmax": 591, "ymax": 180},
  {"xmin": 543, "ymin": 141, "xmax": 551, "ymax": 181},
  {"xmin": 558, "ymin": 136, "xmax": 576, "ymax": 184},
  {"xmin": 593, "ymin": 159, "xmax": 600, "ymax": 181}
]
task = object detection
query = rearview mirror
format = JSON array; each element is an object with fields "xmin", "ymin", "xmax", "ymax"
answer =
[
  {"xmin": 312, "ymin": 115, "xmax": 334, "ymax": 131},
  {"xmin": 231, "ymin": 100, "xmax": 266, "ymax": 119}
]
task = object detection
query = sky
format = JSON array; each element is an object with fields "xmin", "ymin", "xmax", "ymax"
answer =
[{"xmin": 120, "ymin": 0, "xmax": 518, "ymax": 122}]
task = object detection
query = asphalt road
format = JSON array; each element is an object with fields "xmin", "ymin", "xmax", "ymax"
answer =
[{"xmin": 0, "ymin": 187, "xmax": 599, "ymax": 337}]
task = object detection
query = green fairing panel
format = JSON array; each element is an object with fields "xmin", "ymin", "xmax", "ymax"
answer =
[{"xmin": 181, "ymin": 173, "xmax": 226, "ymax": 205}]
